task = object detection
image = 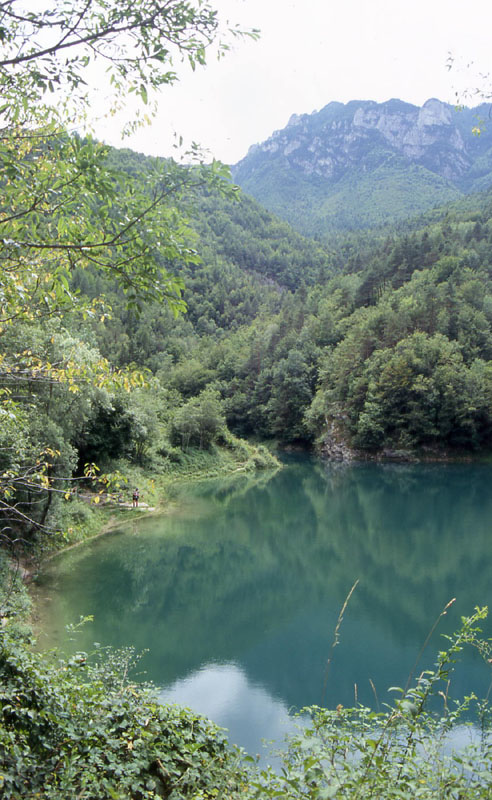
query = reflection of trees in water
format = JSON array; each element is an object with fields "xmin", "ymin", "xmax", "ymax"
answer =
[
  {"xmin": 39, "ymin": 459, "xmax": 492, "ymax": 704},
  {"xmin": 169, "ymin": 467, "xmax": 280, "ymax": 513},
  {"xmin": 302, "ymin": 462, "xmax": 492, "ymax": 638}
]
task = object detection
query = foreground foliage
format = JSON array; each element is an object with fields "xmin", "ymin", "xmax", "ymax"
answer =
[
  {"xmin": 0, "ymin": 0, "xmax": 255, "ymax": 548},
  {"xmin": 2, "ymin": 562, "xmax": 492, "ymax": 800},
  {"xmin": 261, "ymin": 606, "xmax": 492, "ymax": 799},
  {"xmin": 0, "ymin": 564, "xmax": 249, "ymax": 799},
  {"xmin": 0, "ymin": 642, "xmax": 248, "ymax": 798}
]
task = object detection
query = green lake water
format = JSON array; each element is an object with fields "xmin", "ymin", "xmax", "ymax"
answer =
[{"xmin": 36, "ymin": 455, "xmax": 492, "ymax": 757}]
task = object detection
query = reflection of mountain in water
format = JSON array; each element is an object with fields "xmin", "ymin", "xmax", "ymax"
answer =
[{"xmin": 37, "ymin": 457, "xmax": 492, "ymax": 713}]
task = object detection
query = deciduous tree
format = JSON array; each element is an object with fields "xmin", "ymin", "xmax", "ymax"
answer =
[{"xmin": 0, "ymin": 0, "xmax": 256, "ymax": 546}]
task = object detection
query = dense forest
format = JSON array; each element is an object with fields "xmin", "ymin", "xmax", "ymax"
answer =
[
  {"xmin": 74, "ymin": 148, "xmax": 492, "ymax": 460},
  {"xmin": 4, "ymin": 132, "xmax": 492, "ymax": 548}
]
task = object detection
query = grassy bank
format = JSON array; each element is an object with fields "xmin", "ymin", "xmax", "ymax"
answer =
[{"xmin": 32, "ymin": 436, "xmax": 280, "ymax": 560}]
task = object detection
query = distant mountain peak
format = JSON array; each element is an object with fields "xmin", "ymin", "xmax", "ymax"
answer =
[{"xmin": 233, "ymin": 98, "xmax": 492, "ymax": 235}]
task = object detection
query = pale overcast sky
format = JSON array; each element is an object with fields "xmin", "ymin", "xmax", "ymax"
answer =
[{"xmin": 92, "ymin": 0, "xmax": 492, "ymax": 164}]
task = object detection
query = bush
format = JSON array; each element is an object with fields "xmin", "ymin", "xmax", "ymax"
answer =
[
  {"xmin": 2, "ymin": 564, "xmax": 492, "ymax": 800},
  {"xmin": 251, "ymin": 606, "xmax": 492, "ymax": 800},
  {"xmin": 155, "ymin": 440, "xmax": 183, "ymax": 463},
  {"xmin": 0, "ymin": 628, "xmax": 250, "ymax": 799}
]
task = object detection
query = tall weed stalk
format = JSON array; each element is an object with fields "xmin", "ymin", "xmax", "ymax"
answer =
[{"xmin": 250, "ymin": 606, "xmax": 492, "ymax": 799}]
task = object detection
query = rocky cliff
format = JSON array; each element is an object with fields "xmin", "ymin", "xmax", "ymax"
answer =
[{"xmin": 233, "ymin": 99, "xmax": 492, "ymax": 235}]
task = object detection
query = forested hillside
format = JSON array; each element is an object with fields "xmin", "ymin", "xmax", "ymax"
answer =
[
  {"xmin": 75, "ymin": 146, "xmax": 492, "ymax": 457},
  {"xmin": 0, "ymin": 0, "xmax": 272, "ymax": 558},
  {"xmin": 6, "ymin": 64, "xmax": 492, "ymax": 551},
  {"xmin": 4, "ymin": 120, "xmax": 492, "ymax": 554}
]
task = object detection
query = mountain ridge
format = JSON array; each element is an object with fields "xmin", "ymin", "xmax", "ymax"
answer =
[{"xmin": 232, "ymin": 98, "xmax": 492, "ymax": 236}]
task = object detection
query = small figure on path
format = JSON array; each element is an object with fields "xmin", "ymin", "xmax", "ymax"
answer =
[{"xmin": 132, "ymin": 488, "xmax": 140, "ymax": 508}]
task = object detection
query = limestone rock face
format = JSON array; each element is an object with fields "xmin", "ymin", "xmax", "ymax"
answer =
[
  {"xmin": 319, "ymin": 421, "xmax": 360, "ymax": 462},
  {"xmin": 233, "ymin": 98, "xmax": 492, "ymax": 235},
  {"xmin": 245, "ymin": 98, "xmax": 475, "ymax": 182}
]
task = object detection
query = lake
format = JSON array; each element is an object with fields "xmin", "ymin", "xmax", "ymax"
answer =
[{"xmin": 35, "ymin": 455, "xmax": 492, "ymax": 759}]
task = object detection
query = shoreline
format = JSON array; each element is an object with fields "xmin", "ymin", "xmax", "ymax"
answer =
[
  {"xmin": 27, "ymin": 458, "xmax": 282, "ymax": 642},
  {"xmin": 26, "ymin": 453, "xmax": 282, "ymax": 574},
  {"xmin": 21, "ymin": 440, "xmax": 492, "ymax": 576},
  {"xmin": 318, "ymin": 440, "xmax": 492, "ymax": 464}
]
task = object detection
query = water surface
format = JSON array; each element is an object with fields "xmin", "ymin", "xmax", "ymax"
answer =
[{"xmin": 36, "ymin": 456, "xmax": 492, "ymax": 757}]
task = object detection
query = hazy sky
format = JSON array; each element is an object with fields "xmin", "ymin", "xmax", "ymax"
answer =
[{"xmin": 93, "ymin": 0, "xmax": 492, "ymax": 164}]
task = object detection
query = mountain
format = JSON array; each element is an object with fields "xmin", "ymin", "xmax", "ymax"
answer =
[{"xmin": 232, "ymin": 98, "xmax": 492, "ymax": 236}]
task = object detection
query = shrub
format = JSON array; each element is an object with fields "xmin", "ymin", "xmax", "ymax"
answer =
[
  {"xmin": 0, "ymin": 629, "xmax": 250, "ymax": 799},
  {"xmin": 2, "ymin": 564, "xmax": 492, "ymax": 800},
  {"xmin": 250, "ymin": 606, "xmax": 492, "ymax": 800}
]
